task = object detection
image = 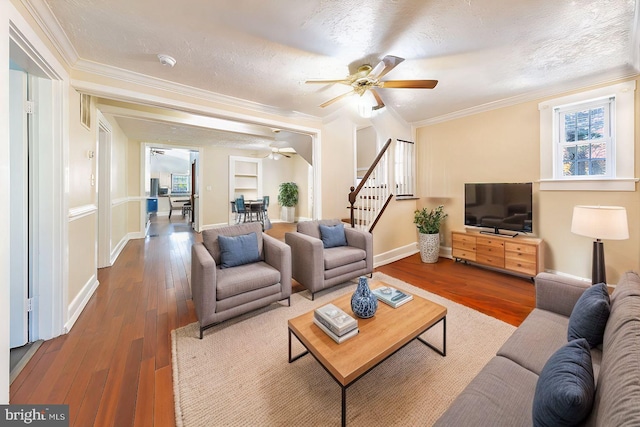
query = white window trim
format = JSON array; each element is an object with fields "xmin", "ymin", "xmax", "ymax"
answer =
[
  {"xmin": 538, "ymin": 81, "xmax": 637, "ymax": 191},
  {"xmin": 394, "ymin": 138, "xmax": 416, "ymax": 199}
]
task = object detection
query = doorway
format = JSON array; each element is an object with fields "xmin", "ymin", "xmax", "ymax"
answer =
[
  {"xmin": 144, "ymin": 144, "xmax": 200, "ymax": 236},
  {"xmin": 8, "ymin": 29, "xmax": 66, "ymax": 382}
]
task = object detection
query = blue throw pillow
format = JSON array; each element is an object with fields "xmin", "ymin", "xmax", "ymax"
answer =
[
  {"xmin": 217, "ymin": 232, "xmax": 260, "ymax": 268},
  {"xmin": 319, "ymin": 223, "xmax": 347, "ymax": 248},
  {"xmin": 532, "ymin": 338, "xmax": 595, "ymax": 427},
  {"xmin": 567, "ymin": 283, "xmax": 610, "ymax": 348}
]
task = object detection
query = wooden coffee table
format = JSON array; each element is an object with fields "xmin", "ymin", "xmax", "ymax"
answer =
[{"xmin": 288, "ymin": 280, "xmax": 447, "ymax": 426}]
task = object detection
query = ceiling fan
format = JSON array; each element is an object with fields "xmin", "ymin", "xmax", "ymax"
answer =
[
  {"xmin": 264, "ymin": 147, "xmax": 293, "ymax": 160},
  {"xmin": 306, "ymin": 55, "xmax": 438, "ymax": 110}
]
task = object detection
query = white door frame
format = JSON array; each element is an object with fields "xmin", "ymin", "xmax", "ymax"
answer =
[
  {"xmin": 140, "ymin": 142, "xmax": 203, "ymax": 232},
  {"xmin": 7, "ymin": 10, "xmax": 69, "ymax": 341},
  {"xmin": 97, "ymin": 112, "xmax": 112, "ymax": 268},
  {"xmin": 9, "ymin": 68, "xmax": 29, "ymax": 349}
]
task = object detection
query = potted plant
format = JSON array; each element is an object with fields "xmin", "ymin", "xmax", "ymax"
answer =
[
  {"xmin": 278, "ymin": 182, "xmax": 298, "ymax": 223},
  {"xmin": 413, "ymin": 205, "xmax": 448, "ymax": 263}
]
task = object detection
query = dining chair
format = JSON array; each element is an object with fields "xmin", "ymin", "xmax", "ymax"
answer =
[
  {"xmin": 235, "ymin": 197, "xmax": 248, "ymax": 223},
  {"xmin": 262, "ymin": 196, "xmax": 270, "ymax": 218}
]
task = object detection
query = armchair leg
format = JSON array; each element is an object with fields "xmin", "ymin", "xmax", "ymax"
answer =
[
  {"xmin": 278, "ymin": 297, "xmax": 291, "ymax": 307},
  {"xmin": 199, "ymin": 327, "xmax": 203, "ymax": 339},
  {"xmin": 311, "ymin": 292, "xmax": 315, "ymax": 301}
]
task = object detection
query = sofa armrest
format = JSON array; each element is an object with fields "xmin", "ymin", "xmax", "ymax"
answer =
[
  {"xmin": 345, "ymin": 227, "xmax": 373, "ymax": 273},
  {"xmin": 535, "ymin": 272, "xmax": 590, "ymax": 317},
  {"xmin": 191, "ymin": 243, "xmax": 217, "ymax": 322},
  {"xmin": 263, "ymin": 233, "xmax": 292, "ymax": 298},
  {"xmin": 285, "ymin": 231, "xmax": 324, "ymax": 291}
]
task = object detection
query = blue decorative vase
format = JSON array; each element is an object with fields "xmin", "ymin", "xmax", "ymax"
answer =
[{"xmin": 351, "ymin": 276, "xmax": 378, "ymax": 318}]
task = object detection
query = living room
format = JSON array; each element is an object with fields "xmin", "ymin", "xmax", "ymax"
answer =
[{"xmin": 2, "ymin": 0, "xmax": 639, "ymax": 424}]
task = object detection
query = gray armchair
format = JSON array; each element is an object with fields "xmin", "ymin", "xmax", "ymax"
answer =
[
  {"xmin": 191, "ymin": 222, "xmax": 291, "ymax": 338},
  {"xmin": 285, "ymin": 219, "xmax": 373, "ymax": 300}
]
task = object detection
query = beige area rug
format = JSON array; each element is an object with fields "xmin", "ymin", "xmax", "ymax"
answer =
[{"xmin": 172, "ymin": 272, "xmax": 516, "ymax": 426}]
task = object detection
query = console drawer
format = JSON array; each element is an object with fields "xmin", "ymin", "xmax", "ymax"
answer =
[
  {"xmin": 476, "ymin": 236, "xmax": 505, "ymax": 249},
  {"xmin": 476, "ymin": 253, "xmax": 505, "ymax": 268},
  {"xmin": 452, "ymin": 248, "xmax": 476, "ymax": 261},
  {"xmin": 505, "ymin": 258, "xmax": 537, "ymax": 276}
]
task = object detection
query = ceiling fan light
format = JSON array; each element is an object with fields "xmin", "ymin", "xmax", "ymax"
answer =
[
  {"xmin": 357, "ymin": 92, "xmax": 376, "ymax": 118},
  {"xmin": 273, "ymin": 153, "xmax": 282, "ymax": 160}
]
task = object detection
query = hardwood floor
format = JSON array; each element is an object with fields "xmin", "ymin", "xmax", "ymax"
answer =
[{"xmin": 9, "ymin": 218, "xmax": 534, "ymax": 426}]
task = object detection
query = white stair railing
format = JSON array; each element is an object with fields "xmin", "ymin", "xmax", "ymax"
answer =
[{"xmin": 349, "ymin": 138, "xmax": 393, "ymax": 232}]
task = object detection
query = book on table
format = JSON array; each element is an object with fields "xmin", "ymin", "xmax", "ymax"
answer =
[
  {"xmin": 372, "ymin": 286, "xmax": 413, "ymax": 308},
  {"xmin": 313, "ymin": 318, "xmax": 359, "ymax": 344},
  {"xmin": 314, "ymin": 304, "xmax": 358, "ymax": 336}
]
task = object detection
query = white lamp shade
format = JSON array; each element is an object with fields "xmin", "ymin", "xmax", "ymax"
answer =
[{"xmin": 571, "ymin": 205, "xmax": 629, "ymax": 240}]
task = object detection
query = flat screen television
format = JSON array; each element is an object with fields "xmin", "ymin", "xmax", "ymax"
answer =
[{"xmin": 464, "ymin": 182, "xmax": 533, "ymax": 235}]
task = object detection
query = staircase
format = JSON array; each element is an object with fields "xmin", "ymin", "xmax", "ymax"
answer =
[{"xmin": 348, "ymin": 138, "xmax": 394, "ymax": 232}]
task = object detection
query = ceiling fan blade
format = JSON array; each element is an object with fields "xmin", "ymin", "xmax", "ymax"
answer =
[
  {"xmin": 320, "ymin": 90, "xmax": 355, "ymax": 108},
  {"xmin": 305, "ymin": 79, "xmax": 352, "ymax": 85},
  {"xmin": 370, "ymin": 89, "xmax": 385, "ymax": 110},
  {"xmin": 379, "ymin": 79, "xmax": 438, "ymax": 89},
  {"xmin": 370, "ymin": 55, "xmax": 405, "ymax": 80}
]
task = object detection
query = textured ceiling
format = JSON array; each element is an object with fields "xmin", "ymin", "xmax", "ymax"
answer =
[{"xmin": 29, "ymin": 0, "xmax": 640, "ymax": 143}]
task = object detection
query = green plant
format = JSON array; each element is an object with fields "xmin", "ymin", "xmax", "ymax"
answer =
[
  {"xmin": 414, "ymin": 205, "xmax": 448, "ymax": 234},
  {"xmin": 277, "ymin": 182, "xmax": 299, "ymax": 207}
]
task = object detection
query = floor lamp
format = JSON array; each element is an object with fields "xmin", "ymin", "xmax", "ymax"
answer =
[{"xmin": 571, "ymin": 205, "xmax": 629, "ymax": 285}]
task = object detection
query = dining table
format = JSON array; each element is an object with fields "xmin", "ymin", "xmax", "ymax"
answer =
[{"xmin": 230, "ymin": 199, "xmax": 265, "ymax": 223}]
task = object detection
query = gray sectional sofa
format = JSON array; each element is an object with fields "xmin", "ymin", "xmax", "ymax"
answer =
[{"xmin": 435, "ymin": 271, "xmax": 640, "ymax": 426}]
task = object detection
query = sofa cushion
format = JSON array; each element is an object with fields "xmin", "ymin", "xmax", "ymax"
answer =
[
  {"xmin": 609, "ymin": 270, "xmax": 640, "ymax": 306},
  {"xmin": 433, "ymin": 356, "xmax": 538, "ymax": 427},
  {"xmin": 319, "ymin": 223, "xmax": 347, "ymax": 248},
  {"xmin": 498, "ymin": 308, "xmax": 570, "ymax": 376},
  {"xmin": 567, "ymin": 283, "xmax": 610, "ymax": 348},
  {"xmin": 323, "ymin": 246, "xmax": 366, "ymax": 270},
  {"xmin": 589, "ymin": 273, "xmax": 640, "ymax": 427},
  {"xmin": 532, "ymin": 338, "xmax": 594, "ymax": 427},
  {"xmin": 297, "ymin": 219, "xmax": 341, "ymax": 239},
  {"xmin": 202, "ymin": 222, "xmax": 264, "ymax": 265},
  {"xmin": 218, "ymin": 232, "xmax": 260, "ymax": 268},
  {"xmin": 216, "ymin": 261, "xmax": 281, "ymax": 300}
]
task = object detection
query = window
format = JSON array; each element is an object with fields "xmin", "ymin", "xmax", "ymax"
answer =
[
  {"xmin": 539, "ymin": 81, "xmax": 636, "ymax": 191},
  {"xmin": 556, "ymin": 98, "xmax": 612, "ymax": 178},
  {"xmin": 395, "ymin": 139, "xmax": 416, "ymax": 198},
  {"xmin": 171, "ymin": 174, "xmax": 190, "ymax": 194}
]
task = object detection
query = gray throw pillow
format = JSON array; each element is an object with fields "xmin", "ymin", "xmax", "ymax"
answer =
[
  {"xmin": 319, "ymin": 223, "xmax": 347, "ymax": 248},
  {"xmin": 532, "ymin": 338, "xmax": 595, "ymax": 427},
  {"xmin": 567, "ymin": 283, "xmax": 610, "ymax": 348},
  {"xmin": 218, "ymin": 232, "xmax": 260, "ymax": 268}
]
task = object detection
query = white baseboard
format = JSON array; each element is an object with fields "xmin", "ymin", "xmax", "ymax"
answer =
[
  {"xmin": 374, "ymin": 243, "xmax": 419, "ymax": 267},
  {"xmin": 65, "ymin": 274, "xmax": 99, "ymax": 333}
]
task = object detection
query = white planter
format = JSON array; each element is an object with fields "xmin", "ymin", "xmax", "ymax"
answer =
[
  {"xmin": 418, "ymin": 233, "xmax": 440, "ymax": 263},
  {"xmin": 280, "ymin": 206, "xmax": 295, "ymax": 223}
]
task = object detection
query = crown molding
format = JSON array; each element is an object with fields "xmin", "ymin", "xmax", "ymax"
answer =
[
  {"xmin": 74, "ymin": 59, "xmax": 320, "ymax": 122},
  {"xmin": 412, "ymin": 66, "xmax": 640, "ymax": 127},
  {"xmin": 20, "ymin": 0, "xmax": 320, "ymax": 123},
  {"xmin": 19, "ymin": 0, "xmax": 78, "ymax": 66}
]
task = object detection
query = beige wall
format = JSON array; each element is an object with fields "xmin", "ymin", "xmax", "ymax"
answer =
[
  {"xmin": 67, "ymin": 87, "xmax": 97, "ymax": 305},
  {"xmin": 357, "ymin": 126, "xmax": 377, "ymax": 172},
  {"xmin": 262, "ymin": 154, "xmax": 310, "ymax": 221},
  {"xmin": 68, "ymin": 89, "xmax": 96, "ymax": 208},
  {"xmin": 321, "ymin": 117, "xmax": 356, "ymax": 219},
  {"xmin": 105, "ymin": 113, "xmax": 131, "ymax": 251},
  {"xmin": 416, "ymin": 77, "xmax": 640, "ymax": 283}
]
